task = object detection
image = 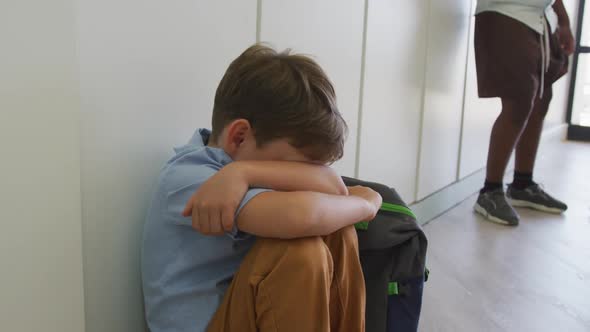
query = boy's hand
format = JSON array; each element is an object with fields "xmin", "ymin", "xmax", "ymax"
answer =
[
  {"xmin": 182, "ymin": 163, "xmax": 247, "ymax": 235},
  {"xmin": 347, "ymin": 185, "xmax": 382, "ymax": 220}
]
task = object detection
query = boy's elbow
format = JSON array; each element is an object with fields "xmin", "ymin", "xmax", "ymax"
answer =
[
  {"xmin": 316, "ymin": 166, "xmax": 347, "ymax": 196},
  {"xmin": 327, "ymin": 170, "xmax": 347, "ymax": 196},
  {"xmin": 334, "ymin": 178, "xmax": 348, "ymax": 196}
]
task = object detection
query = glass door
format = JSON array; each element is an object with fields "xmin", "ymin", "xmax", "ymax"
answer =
[{"xmin": 567, "ymin": 0, "xmax": 590, "ymax": 140}]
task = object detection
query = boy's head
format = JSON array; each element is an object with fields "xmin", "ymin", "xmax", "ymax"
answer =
[{"xmin": 210, "ymin": 44, "xmax": 347, "ymax": 164}]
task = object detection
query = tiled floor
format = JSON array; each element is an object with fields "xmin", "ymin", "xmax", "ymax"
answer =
[{"xmin": 419, "ymin": 141, "xmax": 590, "ymax": 332}]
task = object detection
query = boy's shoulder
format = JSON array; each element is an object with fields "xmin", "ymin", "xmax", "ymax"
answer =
[
  {"xmin": 162, "ymin": 148, "xmax": 231, "ymax": 190},
  {"xmin": 160, "ymin": 128, "xmax": 233, "ymax": 191},
  {"xmin": 149, "ymin": 130, "xmax": 235, "ymax": 226}
]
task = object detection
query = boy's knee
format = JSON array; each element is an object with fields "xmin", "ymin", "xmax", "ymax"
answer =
[
  {"xmin": 281, "ymin": 237, "xmax": 332, "ymax": 275},
  {"xmin": 253, "ymin": 236, "xmax": 333, "ymax": 277},
  {"xmin": 335, "ymin": 225, "xmax": 359, "ymax": 244},
  {"xmin": 253, "ymin": 226, "xmax": 360, "ymax": 277},
  {"xmin": 325, "ymin": 225, "xmax": 359, "ymax": 251}
]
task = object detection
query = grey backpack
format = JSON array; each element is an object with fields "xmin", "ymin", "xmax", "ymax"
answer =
[{"xmin": 342, "ymin": 177, "xmax": 428, "ymax": 332}]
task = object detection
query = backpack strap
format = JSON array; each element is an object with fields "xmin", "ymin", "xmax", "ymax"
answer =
[
  {"xmin": 388, "ymin": 269, "xmax": 430, "ymax": 296},
  {"xmin": 388, "ymin": 282, "xmax": 400, "ymax": 295},
  {"xmin": 388, "ymin": 281, "xmax": 412, "ymax": 296}
]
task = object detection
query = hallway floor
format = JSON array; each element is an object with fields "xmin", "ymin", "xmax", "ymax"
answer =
[{"xmin": 419, "ymin": 141, "xmax": 590, "ymax": 332}]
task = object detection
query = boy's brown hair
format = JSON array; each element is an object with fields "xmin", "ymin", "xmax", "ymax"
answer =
[{"xmin": 211, "ymin": 44, "xmax": 347, "ymax": 164}]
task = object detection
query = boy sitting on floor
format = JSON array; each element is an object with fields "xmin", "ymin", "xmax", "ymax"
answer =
[{"xmin": 142, "ymin": 44, "xmax": 382, "ymax": 332}]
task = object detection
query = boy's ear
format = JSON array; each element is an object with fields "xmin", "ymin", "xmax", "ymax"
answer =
[{"xmin": 222, "ymin": 119, "xmax": 252, "ymax": 155}]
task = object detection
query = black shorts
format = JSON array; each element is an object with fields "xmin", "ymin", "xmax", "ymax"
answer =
[{"xmin": 474, "ymin": 11, "xmax": 568, "ymax": 99}]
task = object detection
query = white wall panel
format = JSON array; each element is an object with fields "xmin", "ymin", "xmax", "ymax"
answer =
[
  {"xmin": 417, "ymin": 0, "xmax": 472, "ymax": 199},
  {"xmin": 77, "ymin": 1, "xmax": 257, "ymax": 331},
  {"xmin": 259, "ymin": 0, "xmax": 365, "ymax": 176},
  {"xmin": 357, "ymin": 0, "xmax": 429, "ymax": 200},
  {"xmin": 0, "ymin": 1, "xmax": 85, "ymax": 331}
]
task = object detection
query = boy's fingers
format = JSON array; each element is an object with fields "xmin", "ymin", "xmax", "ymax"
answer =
[
  {"xmin": 199, "ymin": 208, "xmax": 210, "ymax": 234},
  {"xmin": 182, "ymin": 196, "xmax": 195, "ymax": 217},
  {"xmin": 191, "ymin": 210, "xmax": 200, "ymax": 231},
  {"xmin": 182, "ymin": 206, "xmax": 192, "ymax": 217},
  {"xmin": 221, "ymin": 207, "xmax": 234, "ymax": 232},
  {"xmin": 209, "ymin": 209, "xmax": 223, "ymax": 235}
]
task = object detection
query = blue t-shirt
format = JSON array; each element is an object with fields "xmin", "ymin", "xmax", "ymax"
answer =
[{"xmin": 141, "ymin": 128, "xmax": 269, "ymax": 332}]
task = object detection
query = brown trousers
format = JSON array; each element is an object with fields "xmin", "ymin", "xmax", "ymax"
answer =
[{"xmin": 207, "ymin": 225, "xmax": 366, "ymax": 332}]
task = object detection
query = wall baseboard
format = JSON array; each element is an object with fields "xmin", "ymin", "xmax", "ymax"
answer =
[{"xmin": 410, "ymin": 124, "xmax": 567, "ymax": 225}]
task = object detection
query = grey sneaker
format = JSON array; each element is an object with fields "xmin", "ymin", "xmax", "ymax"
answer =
[
  {"xmin": 507, "ymin": 184, "xmax": 567, "ymax": 213},
  {"xmin": 474, "ymin": 189, "xmax": 520, "ymax": 226}
]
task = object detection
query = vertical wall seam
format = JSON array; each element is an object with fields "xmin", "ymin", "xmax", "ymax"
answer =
[
  {"xmin": 354, "ymin": 0, "xmax": 370, "ymax": 178},
  {"xmin": 413, "ymin": 0, "xmax": 434, "ymax": 201},
  {"xmin": 256, "ymin": 0, "xmax": 262, "ymax": 43},
  {"xmin": 456, "ymin": 0, "xmax": 475, "ymax": 181},
  {"xmin": 73, "ymin": 1, "xmax": 90, "ymax": 329}
]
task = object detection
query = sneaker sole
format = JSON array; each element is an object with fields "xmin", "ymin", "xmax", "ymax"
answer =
[
  {"xmin": 474, "ymin": 203, "xmax": 518, "ymax": 226},
  {"xmin": 508, "ymin": 198, "xmax": 565, "ymax": 214}
]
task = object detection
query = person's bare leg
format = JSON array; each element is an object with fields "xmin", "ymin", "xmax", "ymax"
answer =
[
  {"xmin": 485, "ymin": 96, "xmax": 535, "ymax": 184},
  {"xmin": 514, "ymin": 87, "xmax": 552, "ymax": 175},
  {"xmin": 475, "ymin": 94, "xmax": 536, "ymax": 225},
  {"xmin": 507, "ymin": 86, "xmax": 567, "ymax": 212}
]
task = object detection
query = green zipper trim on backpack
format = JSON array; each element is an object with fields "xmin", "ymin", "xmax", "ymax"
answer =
[
  {"xmin": 380, "ymin": 202, "xmax": 416, "ymax": 219},
  {"xmin": 388, "ymin": 282, "xmax": 399, "ymax": 295},
  {"xmin": 354, "ymin": 203, "xmax": 416, "ymax": 230},
  {"xmin": 354, "ymin": 221, "xmax": 369, "ymax": 231}
]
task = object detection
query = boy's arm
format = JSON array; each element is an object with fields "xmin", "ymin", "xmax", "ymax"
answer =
[
  {"xmin": 236, "ymin": 187, "xmax": 381, "ymax": 239},
  {"xmin": 231, "ymin": 161, "xmax": 348, "ymax": 195},
  {"xmin": 182, "ymin": 161, "xmax": 348, "ymax": 234}
]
